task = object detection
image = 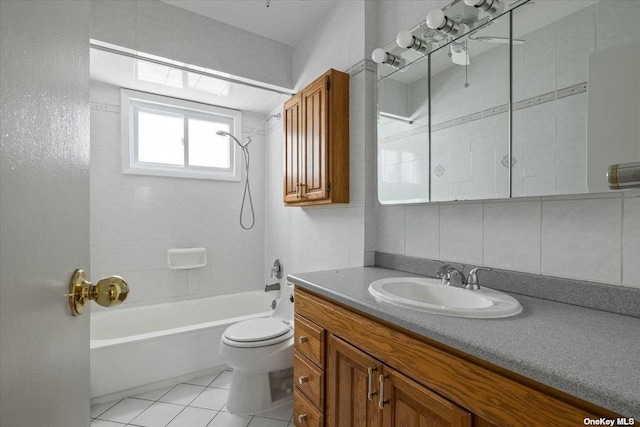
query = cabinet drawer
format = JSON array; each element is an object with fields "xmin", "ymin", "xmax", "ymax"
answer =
[
  {"xmin": 293, "ymin": 388, "xmax": 323, "ymax": 427},
  {"xmin": 294, "ymin": 314, "xmax": 325, "ymax": 367},
  {"xmin": 294, "ymin": 351, "xmax": 324, "ymax": 408}
]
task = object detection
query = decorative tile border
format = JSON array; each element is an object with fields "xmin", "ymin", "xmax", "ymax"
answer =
[
  {"xmin": 375, "ymin": 252, "xmax": 640, "ymax": 318},
  {"xmin": 91, "ymin": 102, "xmax": 120, "ymax": 113},
  {"xmin": 381, "ymin": 81, "xmax": 588, "ymax": 143}
]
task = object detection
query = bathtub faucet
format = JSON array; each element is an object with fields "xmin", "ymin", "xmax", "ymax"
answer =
[{"xmin": 265, "ymin": 283, "xmax": 281, "ymax": 292}]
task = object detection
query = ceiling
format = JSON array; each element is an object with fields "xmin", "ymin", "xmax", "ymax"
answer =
[{"xmin": 161, "ymin": 0, "xmax": 339, "ymax": 46}]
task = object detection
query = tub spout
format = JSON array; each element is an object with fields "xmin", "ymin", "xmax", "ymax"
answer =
[{"xmin": 265, "ymin": 283, "xmax": 280, "ymax": 292}]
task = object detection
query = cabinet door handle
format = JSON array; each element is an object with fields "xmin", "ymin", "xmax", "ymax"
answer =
[
  {"xmin": 298, "ymin": 376, "xmax": 309, "ymax": 385},
  {"xmin": 378, "ymin": 374, "xmax": 388, "ymax": 409},
  {"xmin": 298, "ymin": 336, "xmax": 308, "ymax": 344},
  {"xmin": 367, "ymin": 367, "xmax": 377, "ymax": 400},
  {"xmin": 297, "ymin": 414, "xmax": 308, "ymax": 423}
]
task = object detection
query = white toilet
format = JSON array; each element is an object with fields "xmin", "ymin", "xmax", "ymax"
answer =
[{"xmin": 219, "ymin": 284, "xmax": 295, "ymax": 414}]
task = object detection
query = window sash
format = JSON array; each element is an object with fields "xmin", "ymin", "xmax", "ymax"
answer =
[
  {"xmin": 121, "ymin": 88, "xmax": 242, "ymax": 181},
  {"xmin": 131, "ymin": 101, "xmax": 235, "ymax": 173}
]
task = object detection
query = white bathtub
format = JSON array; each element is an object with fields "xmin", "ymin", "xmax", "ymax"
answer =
[{"xmin": 90, "ymin": 290, "xmax": 275, "ymax": 400}]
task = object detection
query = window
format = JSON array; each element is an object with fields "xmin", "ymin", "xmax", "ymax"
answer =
[{"xmin": 121, "ymin": 89, "xmax": 242, "ymax": 180}]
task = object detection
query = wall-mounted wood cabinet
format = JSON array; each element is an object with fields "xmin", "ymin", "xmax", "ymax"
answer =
[
  {"xmin": 293, "ymin": 287, "xmax": 619, "ymax": 427},
  {"xmin": 284, "ymin": 69, "xmax": 349, "ymax": 206}
]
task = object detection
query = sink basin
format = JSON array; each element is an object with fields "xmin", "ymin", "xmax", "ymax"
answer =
[{"xmin": 369, "ymin": 277, "xmax": 522, "ymax": 318}]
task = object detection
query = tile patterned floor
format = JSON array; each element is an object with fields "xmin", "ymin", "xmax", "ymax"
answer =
[{"xmin": 90, "ymin": 369, "xmax": 293, "ymax": 427}]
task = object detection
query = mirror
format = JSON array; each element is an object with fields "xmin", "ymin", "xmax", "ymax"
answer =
[{"xmin": 377, "ymin": 0, "xmax": 640, "ymax": 204}]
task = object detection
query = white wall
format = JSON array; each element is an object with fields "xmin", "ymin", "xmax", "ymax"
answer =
[
  {"xmin": 265, "ymin": 0, "xmax": 379, "ymax": 282},
  {"xmin": 375, "ymin": 0, "xmax": 640, "ymax": 288},
  {"xmin": 90, "ymin": 0, "xmax": 292, "ymax": 89},
  {"xmin": 90, "ymin": 83, "xmax": 266, "ymax": 308}
]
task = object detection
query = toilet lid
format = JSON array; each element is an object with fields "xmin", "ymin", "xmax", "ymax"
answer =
[{"xmin": 223, "ymin": 318, "xmax": 291, "ymax": 343}]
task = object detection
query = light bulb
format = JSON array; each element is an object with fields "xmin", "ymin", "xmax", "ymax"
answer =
[
  {"xmin": 396, "ymin": 31, "xmax": 414, "ymax": 49},
  {"xmin": 396, "ymin": 30, "xmax": 431, "ymax": 53},
  {"xmin": 372, "ymin": 48, "xmax": 388, "ymax": 64},
  {"xmin": 426, "ymin": 9, "xmax": 446, "ymax": 30},
  {"xmin": 426, "ymin": 9, "xmax": 468, "ymax": 37},
  {"xmin": 372, "ymin": 48, "xmax": 402, "ymax": 67}
]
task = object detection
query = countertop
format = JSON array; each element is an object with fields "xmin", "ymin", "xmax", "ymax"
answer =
[{"xmin": 288, "ymin": 266, "xmax": 640, "ymax": 418}]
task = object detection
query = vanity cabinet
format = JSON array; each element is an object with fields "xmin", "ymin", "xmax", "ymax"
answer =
[
  {"xmin": 293, "ymin": 287, "xmax": 619, "ymax": 427},
  {"xmin": 326, "ymin": 334, "xmax": 470, "ymax": 427},
  {"xmin": 283, "ymin": 69, "xmax": 349, "ymax": 206}
]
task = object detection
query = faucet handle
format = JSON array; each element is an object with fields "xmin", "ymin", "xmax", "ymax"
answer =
[
  {"xmin": 435, "ymin": 264, "xmax": 451, "ymax": 278},
  {"xmin": 435, "ymin": 264, "xmax": 451, "ymax": 286},
  {"xmin": 465, "ymin": 267, "xmax": 492, "ymax": 290}
]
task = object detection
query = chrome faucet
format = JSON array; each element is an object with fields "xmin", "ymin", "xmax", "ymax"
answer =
[
  {"xmin": 464, "ymin": 267, "xmax": 492, "ymax": 291},
  {"xmin": 265, "ymin": 283, "xmax": 281, "ymax": 292},
  {"xmin": 435, "ymin": 265, "xmax": 492, "ymax": 290}
]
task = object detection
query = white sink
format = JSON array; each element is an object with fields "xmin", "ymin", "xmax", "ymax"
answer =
[{"xmin": 368, "ymin": 277, "xmax": 522, "ymax": 318}]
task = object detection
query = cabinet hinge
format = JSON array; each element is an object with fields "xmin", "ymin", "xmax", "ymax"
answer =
[
  {"xmin": 326, "ymin": 78, "xmax": 330, "ymax": 91},
  {"xmin": 327, "ymin": 182, "xmax": 331, "ymax": 192}
]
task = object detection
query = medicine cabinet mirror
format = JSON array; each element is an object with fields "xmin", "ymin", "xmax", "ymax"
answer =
[{"xmin": 376, "ymin": 0, "xmax": 640, "ymax": 204}]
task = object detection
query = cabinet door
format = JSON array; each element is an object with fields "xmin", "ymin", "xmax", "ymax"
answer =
[
  {"xmin": 326, "ymin": 335, "xmax": 383, "ymax": 427},
  {"xmin": 284, "ymin": 93, "xmax": 302, "ymax": 203},
  {"xmin": 381, "ymin": 367, "xmax": 472, "ymax": 427},
  {"xmin": 301, "ymin": 75, "xmax": 329, "ymax": 202}
]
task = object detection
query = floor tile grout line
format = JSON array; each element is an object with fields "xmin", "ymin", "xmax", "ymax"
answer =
[{"xmin": 91, "ymin": 397, "xmax": 126, "ymax": 419}]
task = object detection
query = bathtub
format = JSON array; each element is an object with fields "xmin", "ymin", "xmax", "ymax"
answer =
[{"xmin": 90, "ymin": 290, "xmax": 275, "ymax": 400}]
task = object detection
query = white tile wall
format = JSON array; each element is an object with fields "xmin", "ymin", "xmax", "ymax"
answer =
[
  {"xmin": 91, "ymin": 0, "xmax": 293, "ymax": 89},
  {"xmin": 90, "ymin": 83, "xmax": 266, "ymax": 308},
  {"xmin": 375, "ymin": 192, "xmax": 640, "ymax": 287},
  {"xmin": 264, "ymin": 1, "xmax": 376, "ymax": 280},
  {"xmin": 541, "ymin": 198, "xmax": 623, "ymax": 284}
]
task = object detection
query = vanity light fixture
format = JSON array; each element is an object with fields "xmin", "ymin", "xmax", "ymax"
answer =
[
  {"xmin": 426, "ymin": 9, "xmax": 469, "ymax": 37},
  {"xmin": 463, "ymin": 0, "xmax": 504, "ymax": 17},
  {"xmin": 396, "ymin": 30, "xmax": 432, "ymax": 53},
  {"xmin": 372, "ymin": 48, "xmax": 403, "ymax": 68}
]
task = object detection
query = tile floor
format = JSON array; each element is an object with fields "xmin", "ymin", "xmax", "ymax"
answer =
[{"xmin": 90, "ymin": 369, "xmax": 294, "ymax": 427}]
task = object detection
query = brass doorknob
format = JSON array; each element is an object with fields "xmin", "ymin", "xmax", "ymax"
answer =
[{"xmin": 68, "ymin": 269, "xmax": 129, "ymax": 316}]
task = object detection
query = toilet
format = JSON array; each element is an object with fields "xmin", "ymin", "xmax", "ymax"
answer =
[{"xmin": 219, "ymin": 284, "xmax": 295, "ymax": 414}]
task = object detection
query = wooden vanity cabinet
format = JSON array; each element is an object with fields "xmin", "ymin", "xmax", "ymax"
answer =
[
  {"xmin": 293, "ymin": 287, "xmax": 619, "ymax": 427},
  {"xmin": 326, "ymin": 334, "xmax": 470, "ymax": 427},
  {"xmin": 283, "ymin": 69, "xmax": 349, "ymax": 206}
]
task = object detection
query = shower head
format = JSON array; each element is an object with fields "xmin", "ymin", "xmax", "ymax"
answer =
[{"xmin": 216, "ymin": 130, "xmax": 247, "ymax": 148}]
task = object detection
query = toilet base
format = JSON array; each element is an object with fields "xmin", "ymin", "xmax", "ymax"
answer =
[{"xmin": 226, "ymin": 369, "xmax": 293, "ymax": 415}]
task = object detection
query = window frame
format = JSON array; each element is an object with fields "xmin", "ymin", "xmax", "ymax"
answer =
[{"xmin": 121, "ymin": 88, "xmax": 242, "ymax": 181}]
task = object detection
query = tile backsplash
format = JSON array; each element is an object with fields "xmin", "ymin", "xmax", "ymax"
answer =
[{"xmin": 376, "ymin": 192, "xmax": 640, "ymax": 288}]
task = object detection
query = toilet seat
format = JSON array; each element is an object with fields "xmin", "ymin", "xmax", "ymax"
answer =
[{"xmin": 222, "ymin": 318, "xmax": 293, "ymax": 348}]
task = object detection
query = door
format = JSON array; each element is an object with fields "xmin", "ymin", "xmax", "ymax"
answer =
[
  {"xmin": 381, "ymin": 366, "xmax": 472, "ymax": 427},
  {"xmin": 0, "ymin": 1, "xmax": 91, "ymax": 426},
  {"xmin": 301, "ymin": 75, "xmax": 329, "ymax": 202},
  {"xmin": 326, "ymin": 335, "xmax": 383, "ymax": 427},
  {"xmin": 284, "ymin": 93, "xmax": 302, "ymax": 203}
]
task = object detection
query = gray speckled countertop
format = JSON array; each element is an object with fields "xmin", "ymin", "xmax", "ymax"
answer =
[{"xmin": 288, "ymin": 267, "xmax": 640, "ymax": 418}]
